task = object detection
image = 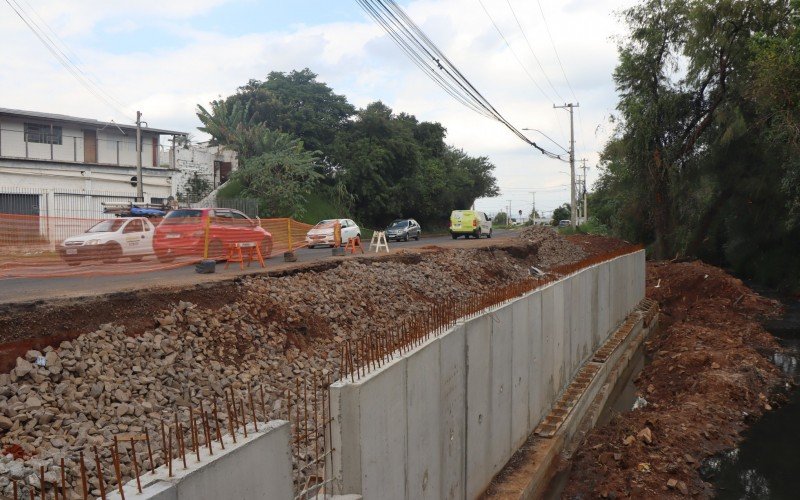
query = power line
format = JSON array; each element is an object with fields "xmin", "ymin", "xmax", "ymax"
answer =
[
  {"xmin": 356, "ymin": 0, "xmax": 567, "ymax": 161},
  {"xmin": 536, "ymin": 0, "xmax": 577, "ymax": 102},
  {"xmin": 504, "ymin": 0, "xmax": 565, "ymax": 102},
  {"xmin": 477, "ymin": 0, "xmax": 553, "ymax": 103},
  {"xmin": 4, "ymin": 0, "xmax": 132, "ymax": 120}
]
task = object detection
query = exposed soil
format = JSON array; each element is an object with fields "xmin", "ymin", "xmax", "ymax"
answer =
[
  {"xmin": 0, "ymin": 230, "xmax": 607, "ymax": 499},
  {"xmin": 562, "ymin": 260, "xmax": 786, "ymax": 499}
]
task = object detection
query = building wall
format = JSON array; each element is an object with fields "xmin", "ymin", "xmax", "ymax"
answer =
[
  {"xmin": 161, "ymin": 144, "xmax": 238, "ymax": 200},
  {"xmin": 0, "ymin": 116, "xmax": 161, "ymax": 167}
]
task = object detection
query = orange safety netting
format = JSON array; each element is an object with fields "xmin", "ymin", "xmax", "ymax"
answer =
[{"xmin": 0, "ymin": 212, "xmax": 317, "ymax": 279}]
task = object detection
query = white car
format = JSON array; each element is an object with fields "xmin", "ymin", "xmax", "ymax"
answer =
[
  {"xmin": 58, "ymin": 217, "xmax": 155, "ymax": 265},
  {"xmin": 305, "ymin": 219, "xmax": 361, "ymax": 248}
]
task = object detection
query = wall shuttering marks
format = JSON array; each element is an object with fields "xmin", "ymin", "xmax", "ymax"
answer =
[{"xmin": 329, "ymin": 250, "xmax": 646, "ymax": 499}]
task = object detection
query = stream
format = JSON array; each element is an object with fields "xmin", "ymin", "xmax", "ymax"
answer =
[{"xmin": 700, "ymin": 288, "xmax": 800, "ymax": 499}]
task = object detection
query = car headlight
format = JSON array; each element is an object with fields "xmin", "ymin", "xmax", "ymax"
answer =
[{"xmin": 85, "ymin": 239, "xmax": 101, "ymax": 245}]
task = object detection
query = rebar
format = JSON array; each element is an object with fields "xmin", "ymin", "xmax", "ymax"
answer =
[
  {"xmin": 144, "ymin": 429, "xmax": 155, "ymax": 475},
  {"xmin": 93, "ymin": 445, "xmax": 106, "ymax": 500},
  {"xmin": 112, "ymin": 436, "xmax": 124, "ymax": 500},
  {"xmin": 129, "ymin": 440, "xmax": 142, "ymax": 493}
]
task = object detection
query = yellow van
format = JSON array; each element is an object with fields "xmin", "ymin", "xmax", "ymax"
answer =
[{"xmin": 449, "ymin": 210, "xmax": 493, "ymax": 239}]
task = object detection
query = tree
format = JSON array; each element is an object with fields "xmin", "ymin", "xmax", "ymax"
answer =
[
  {"xmin": 232, "ymin": 129, "xmax": 321, "ymax": 217},
  {"xmin": 493, "ymin": 212, "xmax": 508, "ymax": 225},
  {"xmin": 177, "ymin": 172, "xmax": 212, "ymax": 203},
  {"xmin": 552, "ymin": 204, "xmax": 571, "ymax": 226}
]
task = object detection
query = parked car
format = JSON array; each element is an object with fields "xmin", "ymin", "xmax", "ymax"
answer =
[
  {"xmin": 385, "ymin": 218, "xmax": 421, "ymax": 241},
  {"xmin": 558, "ymin": 219, "xmax": 571, "ymax": 227},
  {"xmin": 304, "ymin": 219, "xmax": 361, "ymax": 248},
  {"xmin": 449, "ymin": 210, "xmax": 492, "ymax": 239},
  {"xmin": 152, "ymin": 208, "xmax": 272, "ymax": 262},
  {"xmin": 58, "ymin": 217, "xmax": 155, "ymax": 265}
]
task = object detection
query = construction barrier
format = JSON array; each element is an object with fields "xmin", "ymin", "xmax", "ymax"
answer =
[{"xmin": 0, "ymin": 212, "xmax": 319, "ymax": 279}]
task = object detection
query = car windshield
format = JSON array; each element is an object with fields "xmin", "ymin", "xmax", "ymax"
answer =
[
  {"xmin": 162, "ymin": 209, "xmax": 203, "ymax": 224},
  {"xmin": 389, "ymin": 220, "xmax": 408, "ymax": 228},
  {"xmin": 314, "ymin": 220, "xmax": 335, "ymax": 228},
  {"xmin": 86, "ymin": 219, "xmax": 125, "ymax": 233}
]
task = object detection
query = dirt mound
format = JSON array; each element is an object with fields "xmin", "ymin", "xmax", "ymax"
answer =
[
  {"xmin": 563, "ymin": 261, "xmax": 785, "ymax": 499},
  {"xmin": 516, "ymin": 226, "xmax": 587, "ymax": 268}
]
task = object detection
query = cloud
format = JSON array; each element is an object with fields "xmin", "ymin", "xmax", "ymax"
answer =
[{"xmin": 0, "ymin": 0, "xmax": 635, "ymax": 216}]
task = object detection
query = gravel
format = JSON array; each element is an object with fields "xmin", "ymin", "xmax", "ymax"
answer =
[{"xmin": 0, "ymin": 240, "xmax": 584, "ymax": 497}]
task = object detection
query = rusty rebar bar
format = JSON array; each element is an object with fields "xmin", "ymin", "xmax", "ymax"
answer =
[
  {"xmin": 39, "ymin": 465, "xmax": 44, "ymax": 500},
  {"xmin": 247, "ymin": 387, "xmax": 258, "ymax": 432},
  {"xmin": 60, "ymin": 457, "xmax": 67, "ymax": 500},
  {"xmin": 239, "ymin": 397, "xmax": 248, "ymax": 439},
  {"xmin": 202, "ymin": 409, "xmax": 213, "ymax": 455},
  {"xmin": 167, "ymin": 428, "xmax": 173, "ymax": 477},
  {"xmin": 225, "ymin": 397, "xmax": 237, "ymax": 444},
  {"xmin": 144, "ymin": 429, "xmax": 155, "ymax": 474},
  {"xmin": 93, "ymin": 445, "xmax": 106, "ymax": 500},
  {"xmin": 259, "ymin": 385, "xmax": 267, "ymax": 422},
  {"xmin": 176, "ymin": 413, "xmax": 187, "ymax": 468},
  {"xmin": 160, "ymin": 421, "xmax": 167, "ymax": 468},
  {"xmin": 112, "ymin": 436, "xmax": 124, "ymax": 500},
  {"xmin": 213, "ymin": 400, "xmax": 225, "ymax": 450},
  {"xmin": 11, "ymin": 479, "xmax": 17, "ymax": 500},
  {"xmin": 129, "ymin": 440, "xmax": 142, "ymax": 493}
]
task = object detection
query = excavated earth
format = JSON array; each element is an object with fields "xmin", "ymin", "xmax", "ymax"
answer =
[
  {"xmin": 562, "ymin": 260, "xmax": 787, "ymax": 499},
  {"xmin": 0, "ymin": 227, "xmax": 595, "ymax": 499}
]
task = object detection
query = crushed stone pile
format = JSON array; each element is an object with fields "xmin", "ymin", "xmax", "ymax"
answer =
[
  {"xmin": 516, "ymin": 225, "xmax": 587, "ymax": 268},
  {"xmin": 1, "ymin": 243, "xmax": 586, "ymax": 498},
  {"xmin": 563, "ymin": 261, "xmax": 785, "ymax": 499}
]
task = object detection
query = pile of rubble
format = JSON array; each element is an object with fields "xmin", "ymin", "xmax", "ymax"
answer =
[
  {"xmin": 563, "ymin": 261, "xmax": 785, "ymax": 498},
  {"xmin": 0, "ymin": 243, "xmax": 582, "ymax": 498},
  {"xmin": 517, "ymin": 225, "xmax": 587, "ymax": 268}
]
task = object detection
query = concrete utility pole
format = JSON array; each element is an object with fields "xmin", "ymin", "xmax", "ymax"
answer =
[
  {"xmin": 554, "ymin": 103, "xmax": 578, "ymax": 227},
  {"xmin": 530, "ymin": 191, "xmax": 536, "ymax": 220},
  {"xmin": 135, "ymin": 111, "xmax": 143, "ymax": 201},
  {"xmin": 580, "ymin": 159, "xmax": 589, "ymax": 223}
]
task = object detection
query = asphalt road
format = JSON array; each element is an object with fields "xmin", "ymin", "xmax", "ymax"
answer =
[{"xmin": 0, "ymin": 230, "xmax": 513, "ymax": 304}]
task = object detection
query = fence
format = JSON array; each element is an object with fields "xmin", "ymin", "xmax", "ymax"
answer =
[
  {"xmin": 0, "ymin": 212, "xmax": 317, "ymax": 279},
  {"xmin": 0, "ymin": 246, "xmax": 644, "ymax": 500}
]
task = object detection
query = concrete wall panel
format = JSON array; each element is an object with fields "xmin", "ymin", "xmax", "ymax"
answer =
[
  {"xmin": 358, "ymin": 360, "xmax": 408, "ymax": 499},
  {"xmin": 465, "ymin": 314, "xmax": 493, "ymax": 498},
  {"xmin": 490, "ymin": 303, "xmax": 513, "ymax": 474},
  {"xmin": 527, "ymin": 291, "xmax": 546, "ymax": 429},
  {"xmin": 540, "ymin": 285, "xmax": 557, "ymax": 406},
  {"xmin": 406, "ymin": 338, "xmax": 443, "ymax": 500},
  {"xmin": 597, "ymin": 262, "xmax": 611, "ymax": 346},
  {"xmin": 511, "ymin": 296, "xmax": 531, "ymax": 449},
  {"xmin": 439, "ymin": 324, "xmax": 467, "ymax": 500}
]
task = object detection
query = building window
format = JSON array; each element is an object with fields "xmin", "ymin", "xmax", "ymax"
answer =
[{"xmin": 24, "ymin": 123, "xmax": 62, "ymax": 145}]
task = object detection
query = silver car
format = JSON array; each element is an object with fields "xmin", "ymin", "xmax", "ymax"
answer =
[{"xmin": 386, "ymin": 219, "xmax": 421, "ymax": 241}]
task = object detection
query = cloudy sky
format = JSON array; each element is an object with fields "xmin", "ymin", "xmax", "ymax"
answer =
[{"xmin": 0, "ymin": 0, "xmax": 634, "ymax": 217}]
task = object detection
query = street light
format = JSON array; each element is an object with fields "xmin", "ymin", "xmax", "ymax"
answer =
[{"xmin": 521, "ymin": 128, "xmax": 569, "ymax": 154}]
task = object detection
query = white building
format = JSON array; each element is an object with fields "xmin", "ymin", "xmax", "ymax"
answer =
[
  {"xmin": 0, "ymin": 107, "xmax": 190, "ymax": 219},
  {"xmin": 161, "ymin": 141, "xmax": 237, "ymax": 203}
]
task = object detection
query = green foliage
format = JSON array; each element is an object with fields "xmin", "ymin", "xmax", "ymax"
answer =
[
  {"xmin": 551, "ymin": 204, "xmax": 571, "ymax": 226},
  {"xmin": 232, "ymin": 129, "xmax": 321, "ymax": 218},
  {"xmin": 177, "ymin": 172, "xmax": 212, "ymax": 203},
  {"xmin": 493, "ymin": 212, "xmax": 508, "ymax": 225},
  {"xmin": 596, "ymin": 0, "xmax": 800, "ymax": 291},
  {"xmin": 197, "ymin": 71, "xmax": 500, "ymax": 231}
]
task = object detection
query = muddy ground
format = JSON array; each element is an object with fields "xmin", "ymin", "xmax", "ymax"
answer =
[{"xmin": 562, "ymin": 260, "xmax": 787, "ymax": 498}]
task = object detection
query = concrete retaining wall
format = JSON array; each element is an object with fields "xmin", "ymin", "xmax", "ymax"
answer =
[
  {"xmin": 329, "ymin": 250, "xmax": 645, "ymax": 499},
  {"xmin": 109, "ymin": 420, "xmax": 293, "ymax": 500}
]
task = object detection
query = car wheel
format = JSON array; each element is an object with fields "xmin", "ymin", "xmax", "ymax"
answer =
[
  {"xmin": 452, "ymin": 234, "xmax": 458, "ymax": 240},
  {"xmin": 404, "ymin": 233, "xmax": 409, "ymax": 242},
  {"xmin": 475, "ymin": 229, "xmax": 482, "ymax": 239},
  {"xmin": 131, "ymin": 255, "xmax": 144, "ymax": 262},
  {"xmin": 415, "ymin": 232, "xmax": 420, "ymax": 241},
  {"xmin": 156, "ymin": 251, "xmax": 175, "ymax": 263},
  {"xmin": 101, "ymin": 243, "xmax": 122, "ymax": 264},
  {"xmin": 487, "ymin": 229, "xmax": 492, "ymax": 239},
  {"xmin": 208, "ymin": 239, "xmax": 225, "ymax": 260},
  {"xmin": 260, "ymin": 237, "xmax": 273, "ymax": 258}
]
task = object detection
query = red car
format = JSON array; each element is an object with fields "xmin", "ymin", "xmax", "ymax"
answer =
[{"xmin": 153, "ymin": 208, "xmax": 272, "ymax": 262}]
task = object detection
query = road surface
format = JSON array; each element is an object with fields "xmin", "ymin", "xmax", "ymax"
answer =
[{"xmin": 0, "ymin": 230, "xmax": 513, "ymax": 304}]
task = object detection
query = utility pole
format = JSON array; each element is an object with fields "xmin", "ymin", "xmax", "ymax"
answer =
[
  {"xmin": 530, "ymin": 191, "xmax": 536, "ymax": 222},
  {"xmin": 554, "ymin": 103, "xmax": 578, "ymax": 227},
  {"xmin": 135, "ymin": 111, "xmax": 143, "ymax": 201},
  {"xmin": 507, "ymin": 200, "xmax": 512, "ymax": 224},
  {"xmin": 580, "ymin": 159, "xmax": 589, "ymax": 223}
]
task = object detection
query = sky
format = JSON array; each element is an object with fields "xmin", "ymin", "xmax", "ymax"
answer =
[{"xmin": 0, "ymin": 0, "xmax": 635, "ymax": 218}]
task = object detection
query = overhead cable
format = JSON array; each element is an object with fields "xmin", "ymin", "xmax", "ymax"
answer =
[{"xmin": 356, "ymin": 0, "xmax": 566, "ymax": 161}]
